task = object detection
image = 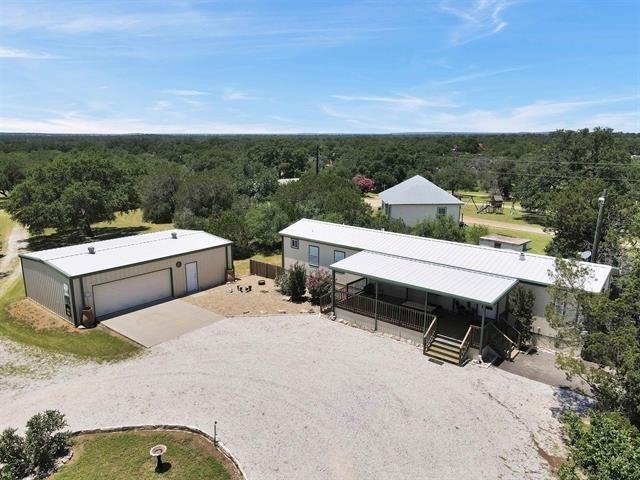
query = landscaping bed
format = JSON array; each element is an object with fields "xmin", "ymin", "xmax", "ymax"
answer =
[{"xmin": 52, "ymin": 429, "xmax": 241, "ymax": 480}]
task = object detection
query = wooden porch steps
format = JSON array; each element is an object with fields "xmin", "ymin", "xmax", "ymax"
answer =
[{"xmin": 425, "ymin": 334, "xmax": 463, "ymax": 365}]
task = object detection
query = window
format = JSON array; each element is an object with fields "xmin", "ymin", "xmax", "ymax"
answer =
[
  {"xmin": 309, "ymin": 245, "xmax": 319, "ymax": 267},
  {"xmin": 493, "ymin": 242, "xmax": 502, "ymax": 249},
  {"xmin": 290, "ymin": 238, "xmax": 299, "ymax": 249},
  {"xmin": 437, "ymin": 207, "xmax": 447, "ymax": 217},
  {"xmin": 334, "ymin": 250, "xmax": 346, "ymax": 262}
]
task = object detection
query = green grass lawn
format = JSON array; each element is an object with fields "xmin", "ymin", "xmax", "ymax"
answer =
[
  {"xmin": 483, "ymin": 226, "xmax": 552, "ymax": 254},
  {"xmin": 52, "ymin": 431, "xmax": 235, "ymax": 480},
  {"xmin": 461, "ymin": 203, "xmax": 545, "ymax": 227},
  {"xmin": 0, "ymin": 278, "xmax": 139, "ymax": 362}
]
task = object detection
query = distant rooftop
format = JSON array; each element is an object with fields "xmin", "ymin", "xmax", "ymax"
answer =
[
  {"xmin": 480, "ymin": 234, "xmax": 531, "ymax": 246},
  {"xmin": 378, "ymin": 175, "xmax": 463, "ymax": 205},
  {"xmin": 21, "ymin": 229, "xmax": 231, "ymax": 277}
]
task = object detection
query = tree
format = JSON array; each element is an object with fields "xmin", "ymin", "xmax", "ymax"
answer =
[
  {"xmin": 509, "ymin": 285, "xmax": 535, "ymax": 344},
  {"xmin": 245, "ymin": 202, "xmax": 289, "ymax": 252},
  {"xmin": 352, "ymin": 174, "xmax": 375, "ymax": 193},
  {"xmin": 0, "ymin": 159, "xmax": 24, "ymax": 197},
  {"xmin": 558, "ymin": 411, "xmax": 640, "ymax": 480},
  {"xmin": 0, "ymin": 410, "xmax": 70, "ymax": 480},
  {"xmin": 545, "ymin": 257, "xmax": 594, "ymax": 346},
  {"xmin": 412, "ymin": 216, "xmax": 466, "ymax": 242},
  {"xmin": 6, "ymin": 152, "xmax": 138, "ymax": 237},
  {"xmin": 173, "ymin": 169, "xmax": 234, "ymax": 220},
  {"xmin": 139, "ymin": 162, "xmax": 185, "ymax": 223},
  {"xmin": 433, "ymin": 162, "xmax": 476, "ymax": 195}
]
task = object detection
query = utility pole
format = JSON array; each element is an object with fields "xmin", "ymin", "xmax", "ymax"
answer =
[
  {"xmin": 591, "ymin": 190, "xmax": 606, "ymax": 263},
  {"xmin": 315, "ymin": 145, "xmax": 320, "ymax": 175}
]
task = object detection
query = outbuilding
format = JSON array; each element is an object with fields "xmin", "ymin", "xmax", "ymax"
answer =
[
  {"xmin": 379, "ymin": 175, "xmax": 463, "ymax": 226},
  {"xmin": 19, "ymin": 229, "xmax": 233, "ymax": 325}
]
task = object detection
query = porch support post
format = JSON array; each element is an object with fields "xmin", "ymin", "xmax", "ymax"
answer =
[
  {"xmin": 331, "ymin": 270, "xmax": 336, "ymax": 314},
  {"xmin": 422, "ymin": 291, "xmax": 429, "ymax": 333},
  {"xmin": 505, "ymin": 291, "xmax": 510, "ymax": 322},
  {"xmin": 496, "ymin": 300, "xmax": 500, "ymax": 324},
  {"xmin": 478, "ymin": 305, "xmax": 486, "ymax": 361},
  {"xmin": 374, "ymin": 282, "xmax": 379, "ymax": 331}
]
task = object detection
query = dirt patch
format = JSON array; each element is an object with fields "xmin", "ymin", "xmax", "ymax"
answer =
[
  {"xmin": 532, "ymin": 435, "xmax": 566, "ymax": 471},
  {"xmin": 9, "ymin": 299, "xmax": 78, "ymax": 332},
  {"xmin": 183, "ymin": 275, "xmax": 319, "ymax": 317}
]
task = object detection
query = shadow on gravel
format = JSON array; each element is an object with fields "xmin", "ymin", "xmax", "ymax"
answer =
[
  {"xmin": 28, "ymin": 226, "xmax": 149, "ymax": 251},
  {"xmin": 550, "ymin": 386, "xmax": 594, "ymax": 419}
]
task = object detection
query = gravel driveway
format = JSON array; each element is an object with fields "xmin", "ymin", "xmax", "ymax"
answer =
[{"xmin": 0, "ymin": 314, "xmax": 569, "ymax": 479}]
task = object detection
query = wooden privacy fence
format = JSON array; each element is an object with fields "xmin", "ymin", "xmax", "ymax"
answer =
[{"xmin": 249, "ymin": 260, "xmax": 284, "ymax": 279}]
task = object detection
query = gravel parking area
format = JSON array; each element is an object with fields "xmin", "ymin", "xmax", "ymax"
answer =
[{"xmin": 0, "ymin": 314, "xmax": 571, "ymax": 479}]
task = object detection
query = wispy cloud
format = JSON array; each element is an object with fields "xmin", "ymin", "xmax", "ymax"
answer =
[
  {"xmin": 320, "ymin": 94, "xmax": 640, "ymax": 133},
  {"xmin": 0, "ymin": 46, "xmax": 60, "ymax": 59},
  {"xmin": 429, "ymin": 66, "xmax": 527, "ymax": 86},
  {"xmin": 441, "ymin": 0, "xmax": 515, "ymax": 45},
  {"xmin": 332, "ymin": 94, "xmax": 456, "ymax": 109},
  {"xmin": 161, "ymin": 89, "xmax": 208, "ymax": 97},
  {"xmin": 223, "ymin": 89, "xmax": 257, "ymax": 101}
]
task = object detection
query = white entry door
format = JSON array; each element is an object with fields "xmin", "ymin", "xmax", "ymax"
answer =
[{"xmin": 185, "ymin": 262, "xmax": 199, "ymax": 293}]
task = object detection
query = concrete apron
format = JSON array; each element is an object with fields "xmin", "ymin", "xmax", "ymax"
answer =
[{"xmin": 101, "ymin": 299, "xmax": 225, "ymax": 347}]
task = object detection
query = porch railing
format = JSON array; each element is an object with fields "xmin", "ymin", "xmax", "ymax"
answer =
[
  {"xmin": 488, "ymin": 324, "xmax": 519, "ymax": 360},
  {"xmin": 423, "ymin": 317, "xmax": 438, "ymax": 355},
  {"xmin": 495, "ymin": 319, "xmax": 523, "ymax": 350},
  {"xmin": 469, "ymin": 325, "xmax": 482, "ymax": 349},
  {"xmin": 318, "ymin": 292, "xmax": 332, "ymax": 314},
  {"xmin": 335, "ymin": 289, "xmax": 436, "ymax": 333},
  {"xmin": 459, "ymin": 325, "xmax": 473, "ymax": 364}
]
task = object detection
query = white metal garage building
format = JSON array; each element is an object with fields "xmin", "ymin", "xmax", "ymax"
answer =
[{"xmin": 19, "ymin": 229, "xmax": 233, "ymax": 325}]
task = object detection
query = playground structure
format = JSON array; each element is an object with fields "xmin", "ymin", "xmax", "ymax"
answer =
[{"xmin": 459, "ymin": 193, "xmax": 505, "ymax": 214}]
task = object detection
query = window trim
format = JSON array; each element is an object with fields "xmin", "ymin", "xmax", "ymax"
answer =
[
  {"xmin": 290, "ymin": 238, "xmax": 299, "ymax": 249},
  {"xmin": 437, "ymin": 206, "xmax": 447, "ymax": 217},
  {"xmin": 309, "ymin": 245, "xmax": 320, "ymax": 267},
  {"xmin": 334, "ymin": 250, "xmax": 346, "ymax": 262}
]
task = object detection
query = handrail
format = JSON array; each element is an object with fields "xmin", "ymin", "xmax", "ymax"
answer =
[
  {"xmin": 423, "ymin": 316, "xmax": 438, "ymax": 355},
  {"xmin": 489, "ymin": 324, "xmax": 518, "ymax": 359},
  {"xmin": 496, "ymin": 319, "xmax": 522, "ymax": 349},
  {"xmin": 459, "ymin": 325, "xmax": 473, "ymax": 364}
]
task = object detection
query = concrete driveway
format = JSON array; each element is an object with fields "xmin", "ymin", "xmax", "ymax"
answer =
[{"xmin": 102, "ymin": 299, "xmax": 225, "ymax": 347}]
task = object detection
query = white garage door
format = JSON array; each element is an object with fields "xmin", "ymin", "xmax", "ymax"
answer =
[{"xmin": 93, "ymin": 269, "xmax": 172, "ymax": 318}]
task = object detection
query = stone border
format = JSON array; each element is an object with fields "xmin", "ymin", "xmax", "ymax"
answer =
[{"xmin": 71, "ymin": 424, "xmax": 247, "ymax": 479}]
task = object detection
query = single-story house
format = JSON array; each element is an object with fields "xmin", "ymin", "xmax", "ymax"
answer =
[
  {"xmin": 379, "ymin": 175, "xmax": 463, "ymax": 226},
  {"xmin": 20, "ymin": 229, "xmax": 233, "ymax": 325},
  {"xmin": 479, "ymin": 233, "xmax": 531, "ymax": 252},
  {"xmin": 279, "ymin": 219, "xmax": 612, "ymax": 363}
]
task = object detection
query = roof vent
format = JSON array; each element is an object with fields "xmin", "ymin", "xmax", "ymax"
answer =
[
  {"xmin": 171, "ymin": 232, "xmax": 178, "ymax": 239},
  {"xmin": 519, "ymin": 252, "xmax": 525, "ymax": 261},
  {"xmin": 88, "ymin": 246, "xmax": 95, "ymax": 255}
]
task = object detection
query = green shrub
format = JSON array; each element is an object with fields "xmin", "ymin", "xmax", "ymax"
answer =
[
  {"xmin": 465, "ymin": 224, "xmax": 489, "ymax": 245},
  {"xmin": 0, "ymin": 410, "xmax": 70, "ymax": 480},
  {"xmin": 0, "ymin": 429, "xmax": 27, "ymax": 480},
  {"xmin": 306, "ymin": 268, "xmax": 332, "ymax": 304},
  {"xmin": 275, "ymin": 263, "xmax": 308, "ymax": 301},
  {"xmin": 288, "ymin": 263, "xmax": 308, "ymax": 301}
]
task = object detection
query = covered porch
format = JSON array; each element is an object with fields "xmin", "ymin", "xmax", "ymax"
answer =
[{"xmin": 329, "ymin": 251, "xmax": 519, "ymax": 365}]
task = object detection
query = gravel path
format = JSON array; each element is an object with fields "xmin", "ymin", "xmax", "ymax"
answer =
[
  {"xmin": 0, "ymin": 315, "xmax": 569, "ymax": 479},
  {"xmin": 0, "ymin": 221, "xmax": 28, "ymax": 297}
]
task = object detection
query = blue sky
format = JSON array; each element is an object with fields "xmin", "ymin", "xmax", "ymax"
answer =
[{"xmin": 0, "ymin": 0, "xmax": 638, "ymax": 134}]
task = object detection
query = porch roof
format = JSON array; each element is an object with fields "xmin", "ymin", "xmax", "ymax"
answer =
[{"xmin": 330, "ymin": 250, "xmax": 518, "ymax": 306}]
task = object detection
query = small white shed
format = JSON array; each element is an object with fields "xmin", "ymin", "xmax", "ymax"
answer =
[
  {"xmin": 479, "ymin": 234, "xmax": 532, "ymax": 252},
  {"xmin": 20, "ymin": 229, "xmax": 233, "ymax": 325},
  {"xmin": 379, "ymin": 175, "xmax": 463, "ymax": 226}
]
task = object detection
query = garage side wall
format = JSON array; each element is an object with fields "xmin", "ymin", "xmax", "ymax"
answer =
[
  {"xmin": 21, "ymin": 258, "xmax": 74, "ymax": 324},
  {"xmin": 80, "ymin": 247, "xmax": 227, "ymax": 314}
]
